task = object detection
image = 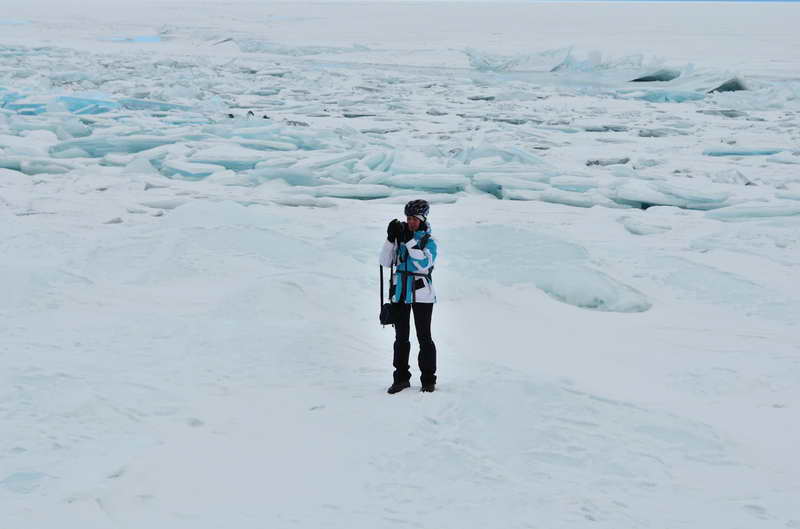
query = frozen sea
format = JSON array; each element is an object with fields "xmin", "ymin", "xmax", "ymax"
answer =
[{"xmin": 1, "ymin": 1, "xmax": 799, "ymax": 528}]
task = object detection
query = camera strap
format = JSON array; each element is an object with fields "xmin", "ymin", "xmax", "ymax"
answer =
[{"xmin": 380, "ymin": 263, "xmax": 395, "ymax": 304}]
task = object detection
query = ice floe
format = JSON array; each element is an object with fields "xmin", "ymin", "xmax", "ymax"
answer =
[
  {"xmin": 631, "ymin": 69, "xmax": 682, "ymax": 82},
  {"xmin": 703, "ymin": 148, "xmax": 783, "ymax": 157},
  {"xmin": 709, "ymin": 78, "xmax": 747, "ymax": 93},
  {"xmin": 706, "ymin": 202, "xmax": 800, "ymax": 222}
]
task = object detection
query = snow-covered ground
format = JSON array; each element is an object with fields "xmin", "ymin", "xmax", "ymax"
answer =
[{"xmin": 2, "ymin": 1, "xmax": 799, "ymax": 528}]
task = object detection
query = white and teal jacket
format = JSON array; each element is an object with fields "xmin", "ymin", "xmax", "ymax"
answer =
[{"xmin": 379, "ymin": 226, "xmax": 438, "ymax": 304}]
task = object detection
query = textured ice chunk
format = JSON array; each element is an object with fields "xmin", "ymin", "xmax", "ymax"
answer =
[
  {"xmin": 607, "ymin": 180, "xmax": 729, "ymax": 210},
  {"xmin": 636, "ymin": 90, "xmax": 704, "ymax": 103},
  {"xmin": 119, "ymin": 98, "xmax": 191, "ymax": 112},
  {"xmin": 540, "ymin": 189, "xmax": 603, "ymax": 208},
  {"xmin": 551, "ymin": 49, "xmax": 664, "ymax": 74},
  {"xmin": 703, "ymin": 148, "xmax": 782, "ymax": 157},
  {"xmin": 255, "ymin": 156, "xmax": 304, "ymax": 169},
  {"xmin": 102, "ymin": 153, "xmax": 135, "ymax": 166},
  {"xmin": 697, "ymin": 109, "xmax": 747, "ymax": 118},
  {"xmin": 534, "ymin": 265, "xmax": 651, "ymax": 313},
  {"xmin": 1, "ymin": 156, "xmax": 66, "ymax": 175},
  {"xmin": 273, "ymin": 195, "xmax": 336, "ymax": 208},
  {"xmin": 583, "ymin": 124, "xmax": 628, "ymax": 133},
  {"xmin": 540, "ymin": 189, "xmax": 594, "ymax": 208},
  {"xmin": 448, "ymin": 146, "xmax": 552, "ymax": 170},
  {"xmin": 619, "ymin": 216, "xmax": 672, "ymax": 235},
  {"xmin": 250, "ymin": 167, "xmax": 319, "ymax": 186},
  {"xmin": 373, "ymin": 173, "xmax": 468, "ymax": 193},
  {"xmin": 653, "ymin": 182, "xmax": 730, "ymax": 205},
  {"xmin": 1, "ymin": 90, "xmax": 25, "ymax": 109},
  {"xmin": 237, "ymin": 140, "xmax": 297, "ymax": 152},
  {"xmin": 19, "ymin": 158, "xmax": 74, "ymax": 175},
  {"xmin": 0, "ymin": 158, "xmax": 23, "ymax": 172},
  {"xmin": 50, "ymin": 71, "xmax": 93, "ymax": 83},
  {"xmin": 3, "ymin": 100, "xmax": 46, "ymax": 115},
  {"xmin": 312, "ymin": 184, "xmax": 394, "ymax": 200},
  {"xmin": 0, "ymin": 133, "xmax": 54, "ymax": 156},
  {"xmin": 359, "ymin": 151, "xmax": 389, "ymax": 171},
  {"xmin": 638, "ymin": 128, "xmax": 686, "ymax": 138},
  {"xmin": 293, "ymin": 152, "xmax": 364, "ymax": 171},
  {"xmin": 501, "ymin": 189, "xmax": 543, "ymax": 201},
  {"xmin": 139, "ymin": 198, "xmax": 188, "ymax": 210},
  {"xmin": 189, "ymin": 145, "xmax": 264, "ymax": 171},
  {"xmin": 464, "ymin": 48, "xmax": 570, "ymax": 72},
  {"xmin": 56, "ymin": 117, "xmax": 92, "ymax": 138},
  {"xmin": 124, "ymin": 157, "xmax": 158, "ymax": 175},
  {"xmin": 709, "ymin": 169, "xmax": 753, "ymax": 185},
  {"xmin": 709, "ymin": 78, "xmax": 747, "ymax": 93},
  {"xmin": 50, "ymin": 136, "xmax": 177, "ymax": 158},
  {"xmin": 472, "ymin": 173, "xmax": 549, "ymax": 199},
  {"xmin": 51, "ymin": 147, "xmax": 90, "ymax": 158},
  {"xmin": 57, "ymin": 96, "xmax": 119, "ymax": 114},
  {"xmin": 550, "ymin": 176, "xmax": 598, "ymax": 192},
  {"xmin": 587, "ymin": 157, "xmax": 629, "ymax": 167},
  {"xmin": 706, "ymin": 203, "xmax": 800, "ymax": 222},
  {"xmin": 631, "ymin": 69, "xmax": 681, "ymax": 82},
  {"xmin": 463, "ymin": 48, "xmax": 524, "ymax": 72},
  {"xmin": 3, "ymin": 95, "xmax": 118, "ymax": 115},
  {"xmin": 161, "ymin": 160, "xmax": 225, "ymax": 180}
]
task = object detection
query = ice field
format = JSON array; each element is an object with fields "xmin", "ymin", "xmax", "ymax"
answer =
[{"xmin": 1, "ymin": 1, "xmax": 800, "ymax": 528}]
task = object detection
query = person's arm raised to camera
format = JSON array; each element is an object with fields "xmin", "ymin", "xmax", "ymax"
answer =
[{"xmin": 379, "ymin": 220, "xmax": 400, "ymax": 267}]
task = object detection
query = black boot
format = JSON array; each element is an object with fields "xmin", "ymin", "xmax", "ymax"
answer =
[
  {"xmin": 420, "ymin": 383, "xmax": 435, "ymax": 393},
  {"xmin": 387, "ymin": 381, "xmax": 411, "ymax": 394}
]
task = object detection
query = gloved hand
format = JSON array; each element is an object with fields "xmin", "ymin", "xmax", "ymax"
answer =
[
  {"xmin": 399, "ymin": 224, "xmax": 413, "ymax": 243},
  {"xmin": 387, "ymin": 219, "xmax": 403, "ymax": 242}
]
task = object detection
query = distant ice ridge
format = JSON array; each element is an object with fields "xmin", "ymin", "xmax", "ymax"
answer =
[
  {"xmin": 705, "ymin": 202, "xmax": 800, "ymax": 222},
  {"xmin": 550, "ymin": 49, "xmax": 657, "ymax": 73},
  {"xmin": 233, "ymin": 39, "xmax": 370, "ymax": 56},
  {"xmin": 463, "ymin": 46, "xmax": 675, "ymax": 76},
  {"xmin": 463, "ymin": 47, "xmax": 571, "ymax": 73}
]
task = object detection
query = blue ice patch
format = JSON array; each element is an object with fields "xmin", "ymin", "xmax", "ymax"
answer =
[
  {"xmin": 58, "ymin": 96, "xmax": 119, "ymax": 114},
  {"xmin": 637, "ymin": 90, "xmax": 705, "ymax": 103},
  {"xmin": 703, "ymin": 148, "xmax": 783, "ymax": 157}
]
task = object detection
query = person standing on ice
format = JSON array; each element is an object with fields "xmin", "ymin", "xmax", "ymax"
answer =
[{"xmin": 380, "ymin": 199, "xmax": 439, "ymax": 394}]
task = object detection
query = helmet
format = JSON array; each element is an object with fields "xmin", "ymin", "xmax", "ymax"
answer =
[{"xmin": 404, "ymin": 199, "xmax": 430, "ymax": 221}]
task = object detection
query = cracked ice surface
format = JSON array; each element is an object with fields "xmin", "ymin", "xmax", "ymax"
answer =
[{"xmin": 1, "ymin": 2, "xmax": 800, "ymax": 529}]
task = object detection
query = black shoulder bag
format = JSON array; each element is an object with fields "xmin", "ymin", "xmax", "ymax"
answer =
[{"xmin": 379, "ymin": 263, "xmax": 401, "ymax": 326}]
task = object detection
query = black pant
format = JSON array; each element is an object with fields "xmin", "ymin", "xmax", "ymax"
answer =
[{"xmin": 393, "ymin": 303, "xmax": 437, "ymax": 386}]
